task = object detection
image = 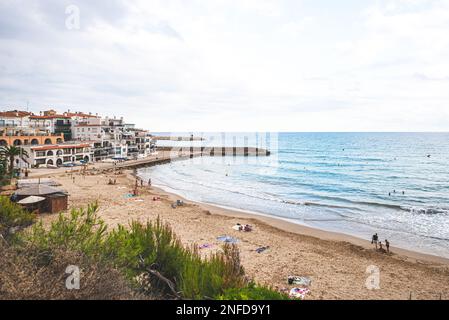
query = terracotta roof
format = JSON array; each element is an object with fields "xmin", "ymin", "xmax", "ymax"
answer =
[
  {"xmin": 65, "ymin": 112, "xmax": 99, "ymax": 118},
  {"xmin": 74, "ymin": 123, "xmax": 101, "ymax": 127},
  {"xmin": 31, "ymin": 143, "xmax": 90, "ymax": 151},
  {"xmin": 29, "ymin": 115, "xmax": 71, "ymax": 119},
  {"xmin": 0, "ymin": 110, "xmax": 33, "ymax": 118}
]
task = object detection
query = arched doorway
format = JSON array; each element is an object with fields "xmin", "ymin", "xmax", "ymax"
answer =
[
  {"xmin": 47, "ymin": 159, "xmax": 54, "ymax": 165},
  {"xmin": 47, "ymin": 150, "xmax": 54, "ymax": 156},
  {"xmin": 56, "ymin": 158, "xmax": 63, "ymax": 166},
  {"xmin": 44, "ymin": 138, "xmax": 52, "ymax": 144},
  {"xmin": 31, "ymin": 139, "xmax": 39, "ymax": 145},
  {"xmin": 0, "ymin": 140, "xmax": 7, "ymax": 146},
  {"xmin": 83, "ymin": 156, "xmax": 89, "ymax": 163},
  {"xmin": 56, "ymin": 150, "xmax": 63, "ymax": 156},
  {"xmin": 13, "ymin": 139, "xmax": 22, "ymax": 146},
  {"xmin": 56, "ymin": 138, "xmax": 63, "ymax": 143}
]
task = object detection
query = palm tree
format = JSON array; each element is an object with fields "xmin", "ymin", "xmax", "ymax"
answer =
[
  {"xmin": 0, "ymin": 157, "xmax": 7, "ymax": 181},
  {"xmin": 0, "ymin": 145, "xmax": 29, "ymax": 176}
]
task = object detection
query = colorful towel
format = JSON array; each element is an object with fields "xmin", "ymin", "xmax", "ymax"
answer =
[
  {"xmin": 217, "ymin": 235, "xmax": 239, "ymax": 243},
  {"xmin": 289, "ymin": 287, "xmax": 310, "ymax": 300}
]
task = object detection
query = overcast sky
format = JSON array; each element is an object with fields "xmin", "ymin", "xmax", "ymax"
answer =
[{"xmin": 1, "ymin": 0, "xmax": 449, "ymax": 131}]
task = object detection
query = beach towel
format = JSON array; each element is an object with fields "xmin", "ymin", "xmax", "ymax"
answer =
[
  {"xmin": 217, "ymin": 235, "xmax": 239, "ymax": 243},
  {"xmin": 123, "ymin": 193, "xmax": 135, "ymax": 198},
  {"xmin": 289, "ymin": 287, "xmax": 310, "ymax": 300},
  {"xmin": 255, "ymin": 246, "xmax": 270, "ymax": 254},
  {"xmin": 232, "ymin": 224, "xmax": 242, "ymax": 231},
  {"xmin": 288, "ymin": 276, "xmax": 312, "ymax": 286}
]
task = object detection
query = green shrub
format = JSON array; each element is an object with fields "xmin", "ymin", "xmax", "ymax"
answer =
[
  {"xmin": 0, "ymin": 196, "xmax": 36, "ymax": 239},
  {"xmin": 26, "ymin": 202, "xmax": 106, "ymax": 256},
  {"xmin": 103, "ymin": 219, "xmax": 247, "ymax": 299},
  {"xmin": 217, "ymin": 283, "xmax": 290, "ymax": 300},
  {"xmin": 180, "ymin": 244, "xmax": 246, "ymax": 299},
  {"xmin": 21, "ymin": 202, "xmax": 279, "ymax": 300}
]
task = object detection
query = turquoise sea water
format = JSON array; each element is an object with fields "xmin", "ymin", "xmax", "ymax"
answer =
[{"xmin": 138, "ymin": 133, "xmax": 449, "ymax": 258}]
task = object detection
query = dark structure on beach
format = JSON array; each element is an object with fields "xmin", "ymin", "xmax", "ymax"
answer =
[{"xmin": 14, "ymin": 184, "xmax": 68, "ymax": 214}]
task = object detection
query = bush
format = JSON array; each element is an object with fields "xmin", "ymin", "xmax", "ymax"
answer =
[
  {"xmin": 26, "ymin": 202, "xmax": 106, "ymax": 256},
  {"xmin": 217, "ymin": 283, "xmax": 290, "ymax": 300},
  {"xmin": 20, "ymin": 201, "xmax": 283, "ymax": 300},
  {"xmin": 0, "ymin": 241, "xmax": 147, "ymax": 300},
  {"xmin": 103, "ymin": 219, "xmax": 248, "ymax": 299},
  {"xmin": 0, "ymin": 196, "xmax": 36, "ymax": 240}
]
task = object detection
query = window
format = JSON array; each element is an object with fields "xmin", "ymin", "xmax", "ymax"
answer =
[{"xmin": 36, "ymin": 151, "xmax": 46, "ymax": 157}]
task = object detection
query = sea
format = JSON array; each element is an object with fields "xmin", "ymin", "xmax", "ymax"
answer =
[{"xmin": 137, "ymin": 132, "xmax": 449, "ymax": 258}]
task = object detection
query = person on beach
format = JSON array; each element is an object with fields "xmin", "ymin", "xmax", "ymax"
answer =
[
  {"xmin": 378, "ymin": 241, "xmax": 386, "ymax": 253},
  {"xmin": 148, "ymin": 178, "xmax": 152, "ymax": 187},
  {"xmin": 371, "ymin": 233, "xmax": 379, "ymax": 249},
  {"xmin": 385, "ymin": 239, "xmax": 390, "ymax": 253}
]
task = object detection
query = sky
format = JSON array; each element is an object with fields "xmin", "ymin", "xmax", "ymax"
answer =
[{"xmin": 1, "ymin": 0, "xmax": 449, "ymax": 132}]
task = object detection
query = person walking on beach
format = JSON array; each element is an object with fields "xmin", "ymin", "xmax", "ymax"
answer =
[
  {"xmin": 148, "ymin": 178, "xmax": 152, "ymax": 187},
  {"xmin": 385, "ymin": 239, "xmax": 390, "ymax": 253},
  {"xmin": 371, "ymin": 233, "xmax": 379, "ymax": 249}
]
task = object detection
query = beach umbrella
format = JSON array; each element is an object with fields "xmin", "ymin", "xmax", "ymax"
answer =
[{"xmin": 17, "ymin": 196, "xmax": 46, "ymax": 204}]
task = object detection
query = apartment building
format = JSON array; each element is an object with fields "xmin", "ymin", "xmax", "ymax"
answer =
[
  {"xmin": 25, "ymin": 143, "xmax": 94, "ymax": 167},
  {"xmin": 0, "ymin": 110, "xmax": 32, "ymax": 128}
]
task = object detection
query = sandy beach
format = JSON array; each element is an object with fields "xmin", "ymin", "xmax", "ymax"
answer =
[{"xmin": 32, "ymin": 163, "xmax": 449, "ymax": 300}]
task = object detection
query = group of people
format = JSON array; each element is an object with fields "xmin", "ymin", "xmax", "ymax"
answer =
[
  {"xmin": 388, "ymin": 189, "xmax": 405, "ymax": 197},
  {"xmin": 371, "ymin": 233, "xmax": 390, "ymax": 254}
]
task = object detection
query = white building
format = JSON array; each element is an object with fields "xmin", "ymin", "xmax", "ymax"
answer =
[
  {"xmin": 0, "ymin": 110, "xmax": 32, "ymax": 128},
  {"xmin": 25, "ymin": 143, "xmax": 94, "ymax": 167}
]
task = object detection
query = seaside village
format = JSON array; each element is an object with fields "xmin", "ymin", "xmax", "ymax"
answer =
[{"xmin": 0, "ymin": 108, "xmax": 157, "ymax": 214}]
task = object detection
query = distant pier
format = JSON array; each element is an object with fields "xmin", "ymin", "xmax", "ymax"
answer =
[{"xmin": 113, "ymin": 147, "xmax": 270, "ymax": 170}]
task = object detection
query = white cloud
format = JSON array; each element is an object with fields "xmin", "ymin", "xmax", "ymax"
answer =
[{"xmin": 0, "ymin": 0, "xmax": 448, "ymax": 131}]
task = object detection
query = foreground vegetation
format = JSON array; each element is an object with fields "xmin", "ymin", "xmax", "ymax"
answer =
[{"xmin": 0, "ymin": 197, "xmax": 287, "ymax": 300}]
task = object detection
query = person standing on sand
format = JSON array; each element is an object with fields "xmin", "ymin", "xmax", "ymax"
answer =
[
  {"xmin": 371, "ymin": 233, "xmax": 379, "ymax": 249},
  {"xmin": 148, "ymin": 178, "xmax": 152, "ymax": 187},
  {"xmin": 385, "ymin": 239, "xmax": 390, "ymax": 253},
  {"xmin": 378, "ymin": 241, "xmax": 386, "ymax": 253}
]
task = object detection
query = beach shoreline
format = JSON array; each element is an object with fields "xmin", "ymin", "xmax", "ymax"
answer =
[
  {"xmin": 30, "ymin": 162, "xmax": 449, "ymax": 299},
  {"xmin": 146, "ymin": 182, "xmax": 449, "ymax": 266}
]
